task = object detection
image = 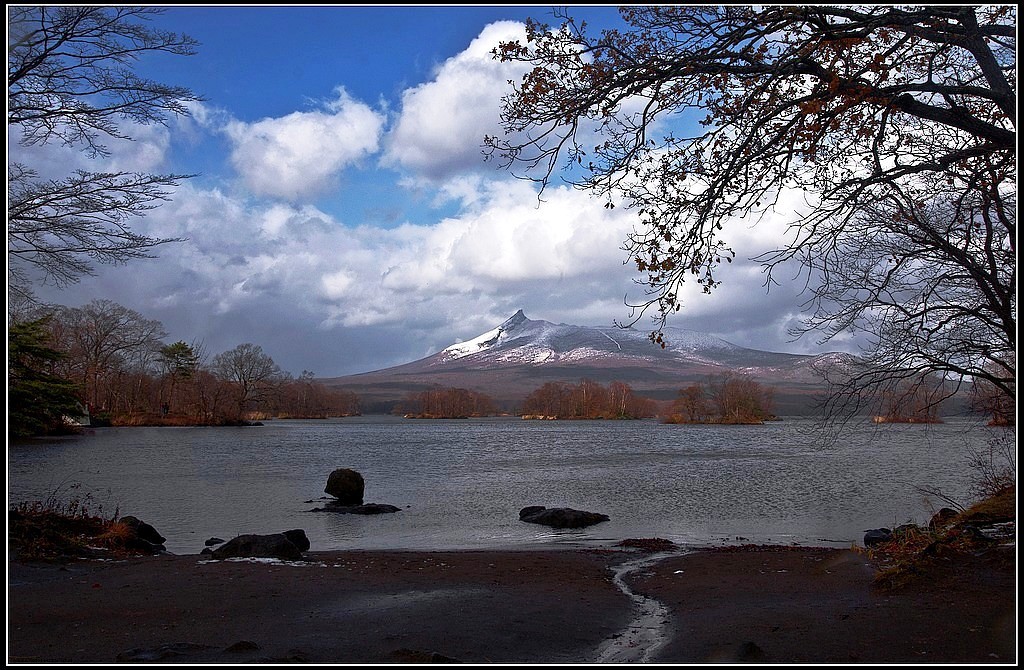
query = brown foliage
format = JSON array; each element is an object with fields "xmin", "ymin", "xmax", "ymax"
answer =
[
  {"xmin": 521, "ymin": 379, "xmax": 656, "ymax": 419},
  {"xmin": 664, "ymin": 374, "xmax": 775, "ymax": 424}
]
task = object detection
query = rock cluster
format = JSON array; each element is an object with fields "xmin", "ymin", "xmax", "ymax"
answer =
[{"xmin": 310, "ymin": 468, "xmax": 401, "ymax": 515}]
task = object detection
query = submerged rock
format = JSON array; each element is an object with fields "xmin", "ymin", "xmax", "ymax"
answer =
[
  {"xmin": 325, "ymin": 468, "xmax": 365, "ymax": 504},
  {"xmin": 310, "ymin": 502, "xmax": 401, "ymax": 515},
  {"xmin": 519, "ymin": 506, "xmax": 610, "ymax": 529}
]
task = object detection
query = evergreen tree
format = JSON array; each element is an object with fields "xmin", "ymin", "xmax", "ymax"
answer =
[{"xmin": 8, "ymin": 317, "xmax": 83, "ymax": 437}]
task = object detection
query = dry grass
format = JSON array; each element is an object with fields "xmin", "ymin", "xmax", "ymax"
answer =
[
  {"xmin": 869, "ymin": 485, "xmax": 1016, "ymax": 592},
  {"xmin": 8, "ymin": 483, "xmax": 155, "ymax": 562}
]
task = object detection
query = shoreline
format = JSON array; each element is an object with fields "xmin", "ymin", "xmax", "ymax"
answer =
[{"xmin": 8, "ymin": 543, "xmax": 1015, "ymax": 664}]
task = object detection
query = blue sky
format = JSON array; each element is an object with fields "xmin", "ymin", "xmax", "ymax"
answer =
[{"xmin": 12, "ymin": 6, "xmax": 851, "ymax": 378}]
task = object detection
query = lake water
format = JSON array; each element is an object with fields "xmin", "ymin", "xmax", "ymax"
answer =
[{"xmin": 7, "ymin": 416, "xmax": 1000, "ymax": 555}]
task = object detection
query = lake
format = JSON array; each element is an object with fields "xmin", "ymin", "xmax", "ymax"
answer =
[{"xmin": 7, "ymin": 416, "xmax": 999, "ymax": 555}]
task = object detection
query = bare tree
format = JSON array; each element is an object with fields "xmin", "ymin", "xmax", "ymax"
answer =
[
  {"xmin": 487, "ymin": 6, "xmax": 1015, "ymax": 419},
  {"xmin": 668, "ymin": 383, "xmax": 711, "ymax": 423},
  {"xmin": 49, "ymin": 299, "xmax": 168, "ymax": 412},
  {"xmin": 706, "ymin": 372, "xmax": 774, "ymax": 424},
  {"xmin": 210, "ymin": 343, "xmax": 285, "ymax": 415},
  {"xmin": 7, "ymin": 6, "xmax": 201, "ymax": 300}
]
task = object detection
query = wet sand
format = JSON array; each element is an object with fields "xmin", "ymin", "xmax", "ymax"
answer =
[{"xmin": 7, "ymin": 545, "xmax": 1016, "ymax": 664}]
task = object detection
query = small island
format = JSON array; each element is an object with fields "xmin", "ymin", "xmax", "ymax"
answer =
[
  {"xmin": 519, "ymin": 380, "xmax": 657, "ymax": 420},
  {"xmin": 662, "ymin": 374, "xmax": 776, "ymax": 425}
]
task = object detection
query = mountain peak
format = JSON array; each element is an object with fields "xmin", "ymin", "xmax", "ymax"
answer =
[
  {"xmin": 440, "ymin": 310, "xmax": 531, "ymax": 361},
  {"xmin": 500, "ymin": 309, "xmax": 529, "ymax": 329}
]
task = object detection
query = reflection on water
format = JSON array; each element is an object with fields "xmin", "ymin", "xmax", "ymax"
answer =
[{"xmin": 7, "ymin": 416, "xmax": 997, "ymax": 554}]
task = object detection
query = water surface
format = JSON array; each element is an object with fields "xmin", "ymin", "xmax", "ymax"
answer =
[{"xmin": 7, "ymin": 416, "xmax": 996, "ymax": 555}]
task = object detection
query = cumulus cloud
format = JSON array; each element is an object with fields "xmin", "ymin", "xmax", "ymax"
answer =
[
  {"xmin": 224, "ymin": 87, "xmax": 385, "ymax": 201},
  {"xmin": 382, "ymin": 21, "xmax": 530, "ymax": 181},
  {"xmin": 32, "ymin": 174, "xmax": 650, "ymax": 372}
]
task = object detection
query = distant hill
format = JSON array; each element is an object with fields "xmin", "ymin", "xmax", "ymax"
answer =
[{"xmin": 323, "ymin": 310, "xmax": 847, "ymax": 414}]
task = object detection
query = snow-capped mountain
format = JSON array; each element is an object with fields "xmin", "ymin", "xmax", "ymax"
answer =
[
  {"xmin": 325, "ymin": 310, "xmax": 842, "ymax": 414},
  {"xmin": 432, "ymin": 309, "xmax": 808, "ymax": 373}
]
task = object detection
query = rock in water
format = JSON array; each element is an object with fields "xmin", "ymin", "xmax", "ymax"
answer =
[
  {"xmin": 311, "ymin": 502, "xmax": 401, "ymax": 515},
  {"xmin": 519, "ymin": 506, "xmax": 610, "ymax": 529},
  {"xmin": 324, "ymin": 468, "xmax": 365, "ymax": 504}
]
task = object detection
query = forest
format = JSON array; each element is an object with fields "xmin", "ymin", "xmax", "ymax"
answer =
[{"xmin": 8, "ymin": 298, "xmax": 359, "ymax": 437}]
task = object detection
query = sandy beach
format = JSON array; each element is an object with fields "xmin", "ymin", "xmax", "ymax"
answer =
[{"xmin": 7, "ymin": 543, "xmax": 1016, "ymax": 664}]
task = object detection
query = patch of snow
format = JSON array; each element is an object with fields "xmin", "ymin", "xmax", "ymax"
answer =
[
  {"xmin": 440, "ymin": 324, "xmax": 504, "ymax": 361},
  {"xmin": 560, "ymin": 347, "xmax": 615, "ymax": 362},
  {"xmin": 599, "ymin": 330, "xmax": 622, "ymax": 351},
  {"xmin": 494, "ymin": 346, "xmax": 555, "ymax": 365}
]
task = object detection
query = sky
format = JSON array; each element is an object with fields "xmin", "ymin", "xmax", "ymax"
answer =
[{"xmin": 9, "ymin": 5, "xmax": 859, "ymax": 378}]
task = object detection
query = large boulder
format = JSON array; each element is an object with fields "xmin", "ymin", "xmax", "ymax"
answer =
[
  {"xmin": 519, "ymin": 506, "xmax": 610, "ymax": 529},
  {"xmin": 209, "ymin": 531, "xmax": 307, "ymax": 561},
  {"xmin": 324, "ymin": 468, "xmax": 364, "ymax": 504}
]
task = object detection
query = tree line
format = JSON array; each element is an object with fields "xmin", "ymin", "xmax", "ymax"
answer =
[
  {"xmin": 8, "ymin": 299, "xmax": 359, "ymax": 437},
  {"xmin": 398, "ymin": 387, "xmax": 497, "ymax": 419},
  {"xmin": 521, "ymin": 379, "xmax": 657, "ymax": 420}
]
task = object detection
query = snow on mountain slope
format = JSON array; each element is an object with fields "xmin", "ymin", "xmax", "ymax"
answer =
[{"xmin": 433, "ymin": 310, "xmax": 808, "ymax": 373}]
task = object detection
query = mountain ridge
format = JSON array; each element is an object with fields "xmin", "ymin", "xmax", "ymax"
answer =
[{"xmin": 324, "ymin": 310, "xmax": 841, "ymax": 414}]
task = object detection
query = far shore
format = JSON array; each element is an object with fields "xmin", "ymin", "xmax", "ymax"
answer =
[{"xmin": 8, "ymin": 543, "xmax": 1015, "ymax": 664}]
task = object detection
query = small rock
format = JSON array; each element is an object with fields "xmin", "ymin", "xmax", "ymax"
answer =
[
  {"xmin": 863, "ymin": 528, "xmax": 893, "ymax": 546},
  {"xmin": 224, "ymin": 640, "xmax": 261, "ymax": 653},
  {"xmin": 204, "ymin": 537, "xmax": 226, "ymax": 547}
]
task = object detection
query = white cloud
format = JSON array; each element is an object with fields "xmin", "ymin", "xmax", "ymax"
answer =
[
  {"xmin": 7, "ymin": 119, "xmax": 172, "ymax": 178},
  {"xmin": 382, "ymin": 21, "xmax": 529, "ymax": 181},
  {"xmin": 224, "ymin": 87, "xmax": 385, "ymax": 201},
  {"xmin": 29, "ymin": 173, "xmax": 842, "ymax": 377}
]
